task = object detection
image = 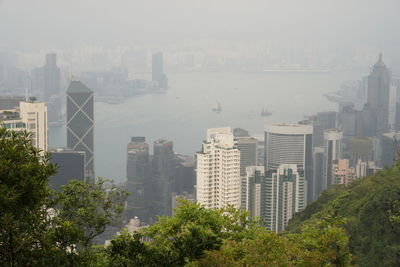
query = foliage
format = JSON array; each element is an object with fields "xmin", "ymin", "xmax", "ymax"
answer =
[
  {"xmin": 53, "ymin": 178, "xmax": 128, "ymax": 250},
  {"xmin": 288, "ymin": 162, "xmax": 400, "ymax": 266},
  {"xmin": 0, "ymin": 128, "xmax": 128, "ymax": 266},
  {"xmin": 0, "ymin": 128, "xmax": 56, "ymax": 266},
  {"xmin": 106, "ymin": 200, "xmax": 351, "ymax": 267}
]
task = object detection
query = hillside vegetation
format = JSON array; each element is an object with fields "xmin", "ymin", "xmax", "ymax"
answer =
[{"xmin": 287, "ymin": 163, "xmax": 400, "ymax": 266}]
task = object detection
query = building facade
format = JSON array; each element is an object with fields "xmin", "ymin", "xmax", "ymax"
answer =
[
  {"xmin": 264, "ymin": 124, "xmax": 313, "ymax": 202},
  {"xmin": 196, "ymin": 127, "xmax": 241, "ymax": 209},
  {"xmin": 0, "ymin": 98, "xmax": 48, "ymax": 152},
  {"xmin": 323, "ymin": 129, "xmax": 343, "ymax": 189},
  {"xmin": 66, "ymin": 80, "xmax": 94, "ymax": 179}
]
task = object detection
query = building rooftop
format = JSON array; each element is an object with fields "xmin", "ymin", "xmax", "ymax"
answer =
[{"xmin": 67, "ymin": 80, "xmax": 93, "ymax": 94}]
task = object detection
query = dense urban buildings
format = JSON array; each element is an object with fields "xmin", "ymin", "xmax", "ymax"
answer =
[
  {"xmin": 196, "ymin": 127, "xmax": 241, "ymax": 209},
  {"xmin": 66, "ymin": 80, "xmax": 94, "ymax": 179}
]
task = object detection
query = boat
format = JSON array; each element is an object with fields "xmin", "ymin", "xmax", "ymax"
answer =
[
  {"xmin": 212, "ymin": 102, "xmax": 222, "ymax": 114},
  {"xmin": 261, "ymin": 108, "xmax": 272, "ymax": 117}
]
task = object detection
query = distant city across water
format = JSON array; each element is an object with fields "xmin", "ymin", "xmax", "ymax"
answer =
[{"xmin": 49, "ymin": 70, "xmax": 364, "ymax": 183}]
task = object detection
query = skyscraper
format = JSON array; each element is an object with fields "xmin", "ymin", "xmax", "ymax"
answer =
[
  {"xmin": 312, "ymin": 111, "xmax": 337, "ymax": 147},
  {"xmin": 323, "ymin": 129, "xmax": 343, "ymax": 189},
  {"xmin": 265, "ymin": 164, "xmax": 306, "ymax": 232},
  {"xmin": 126, "ymin": 137, "xmax": 152, "ymax": 222},
  {"xmin": 196, "ymin": 127, "xmax": 241, "ymax": 209},
  {"xmin": 364, "ymin": 53, "xmax": 391, "ymax": 136},
  {"xmin": 66, "ymin": 80, "xmax": 94, "ymax": 178},
  {"xmin": 312, "ymin": 147, "xmax": 325, "ymax": 200},
  {"xmin": 152, "ymin": 139, "xmax": 175, "ymax": 216},
  {"xmin": 43, "ymin": 53, "xmax": 61, "ymax": 101},
  {"xmin": 49, "ymin": 148, "xmax": 85, "ymax": 191},
  {"xmin": 152, "ymin": 52, "xmax": 168, "ymax": 89},
  {"xmin": 236, "ymin": 136, "xmax": 258, "ymax": 208},
  {"xmin": 264, "ymin": 124, "xmax": 312, "ymax": 202}
]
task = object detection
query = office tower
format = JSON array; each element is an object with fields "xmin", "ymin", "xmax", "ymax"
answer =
[
  {"xmin": 174, "ymin": 154, "xmax": 196, "ymax": 195},
  {"xmin": 338, "ymin": 104, "xmax": 358, "ymax": 138},
  {"xmin": 152, "ymin": 139, "xmax": 175, "ymax": 216},
  {"xmin": 312, "ymin": 147, "xmax": 325, "ymax": 200},
  {"xmin": 19, "ymin": 99, "xmax": 48, "ymax": 152},
  {"xmin": 312, "ymin": 111, "xmax": 337, "ymax": 147},
  {"xmin": 332, "ymin": 159, "xmax": 357, "ymax": 185},
  {"xmin": 196, "ymin": 127, "xmax": 241, "ymax": 209},
  {"xmin": 0, "ymin": 98, "xmax": 48, "ymax": 152},
  {"xmin": 233, "ymin": 127, "xmax": 250, "ymax": 137},
  {"xmin": 43, "ymin": 53, "xmax": 61, "ymax": 100},
  {"xmin": 126, "ymin": 137, "xmax": 153, "ymax": 222},
  {"xmin": 381, "ymin": 132, "xmax": 400, "ymax": 168},
  {"xmin": 364, "ymin": 53, "xmax": 391, "ymax": 136},
  {"xmin": 152, "ymin": 52, "xmax": 168, "ymax": 89},
  {"xmin": 66, "ymin": 80, "xmax": 94, "ymax": 178},
  {"xmin": 236, "ymin": 136, "xmax": 258, "ymax": 208},
  {"xmin": 236, "ymin": 137, "xmax": 258, "ymax": 176},
  {"xmin": 49, "ymin": 148, "xmax": 85, "ymax": 191},
  {"xmin": 264, "ymin": 124, "xmax": 313, "ymax": 202},
  {"xmin": 265, "ymin": 164, "xmax": 306, "ymax": 232},
  {"xmin": 323, "ymin": 129, "xmax": 343, "ymax": 188}
]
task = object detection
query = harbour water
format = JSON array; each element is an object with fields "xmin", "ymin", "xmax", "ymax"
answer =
[{"xmin": 49, "ymin": 70, "xmax": 363, "ymax": 183}]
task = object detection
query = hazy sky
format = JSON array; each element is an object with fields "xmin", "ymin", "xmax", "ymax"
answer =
[{"xmin": 0, "ymin": 0, "xmax": 399, "ymax": 51}]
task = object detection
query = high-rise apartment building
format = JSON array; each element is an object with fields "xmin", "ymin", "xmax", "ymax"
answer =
[
  {"xmin": 152, "ymin": 52, "xmax": 168, "ymax": 89},
  {"xmin": 265, "ymin": 164, "xmax": 306, "ymax": 232},
  {"xmin": 243, "ymin": 166, "xmax": 265, "ymax": 218},
  {"xmin": 323, "ymin": 129, "xmax": 343, "ymax": 189},
  {"xmin": 0, "ymin": 98, "xmax": 48, "ymax": 152},
  {"xmin": 196, "ymin": 127, "xmax": 241, "ymax": 209},
  {"xmin": 66, "ymin": 80, "xmax": 94, "ymax": 178},
  {"xmin": 264, "ymin": 124, "xmax": 312, "ymax": 202}
]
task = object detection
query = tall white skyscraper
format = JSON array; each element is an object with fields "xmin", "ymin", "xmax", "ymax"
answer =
[
  {"xmin": 323, "ymin": 129, "xmax": 343, "ymax": 188},
  {"xmin": 264, "ymin": 124, "xmax": 312, "ymax": 202},
  {"xmin": 196, "ymin": 127, "xmax": 241, "ymax": 209}
]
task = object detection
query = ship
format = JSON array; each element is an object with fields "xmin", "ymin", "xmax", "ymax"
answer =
[
  {"xmin": 261, "ymin": 108, "xmax": 272, "ymax": 117},
  {"xmin": 212, "ymin": 102, "xmax": 222, "ymax": 114}
]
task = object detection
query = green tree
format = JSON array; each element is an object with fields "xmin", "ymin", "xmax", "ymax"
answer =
[
  {"xmin": 52, "ymin": 178, "xmax": 128, "ymax": 249},
  {"xmin": 0, "ymin": 128, "xmax": 56, "ymax": 266},
  {"xmin": 106, "ymin": 201, "xmax": 260, "ymax": 267}
]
